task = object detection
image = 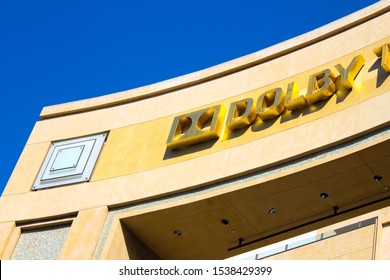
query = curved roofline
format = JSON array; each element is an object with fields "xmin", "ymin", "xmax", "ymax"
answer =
[{"xmin": 40, "ymin": 0, "xmax": 390, "ymax": 120}]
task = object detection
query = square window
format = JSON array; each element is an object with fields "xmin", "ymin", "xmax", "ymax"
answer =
[
  {"xmin": 33, "ymin": 133, "xmax": 107, "ymax": 190},
  {"xmin": 51, "ymin": 145, "xmax": 84, "ymax": 171}
]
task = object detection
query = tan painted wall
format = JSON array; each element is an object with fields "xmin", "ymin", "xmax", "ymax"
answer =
[
  {"xmin": 0, "ymin": 222, "xmax": 18, "ymax": 259},
  {"xmin": 264, "ymin": 225, "xmax": 376, "ymax": 260},
  {"xmin": 382, "ymin": 224, "xmax": 390, "ymax": 259},
  {"xmin": 59, "ymin": 206, "xmax": 108, "ymax": 260},
  {"xmin": 261, "ymin": 207, "xmax": 390, "ymax": 260},
  {"xmin": 99, "ymin": 218, "xmax": 130, "ymax": 260}
]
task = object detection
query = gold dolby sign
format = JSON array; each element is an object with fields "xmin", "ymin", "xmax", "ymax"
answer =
[{"xmin": 167, "ymin": 44, "xmax": 390, "ymax": 150}]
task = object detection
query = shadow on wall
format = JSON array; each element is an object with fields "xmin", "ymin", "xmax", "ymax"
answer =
[{"xmin": 369, "ymin": 58, "xmax": 390, "ymax": 88}]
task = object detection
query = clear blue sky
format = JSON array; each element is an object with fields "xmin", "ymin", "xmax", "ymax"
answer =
[{"xmin": 0, "ymin": 0, "xmax": 379, "ymax": 195}]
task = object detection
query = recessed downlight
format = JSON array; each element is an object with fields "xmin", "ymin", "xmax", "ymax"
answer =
[
  {"xmin": 267, "ymin": 207, "xmax": 278, "ymax": 215},
  {"xmin": 221, "ymin": 219, "xmax": 230, "ymax": 226},
  {"xmin": 320, "ymin": 192, "xmax": 329, "ymax": 199},
  {"xmin": 374, "ymin": 175, "xmax": 383, "ymax": 181},
  {"xmin": 173, "ymin": 230, "xmax": 182, "ymax": 236}
]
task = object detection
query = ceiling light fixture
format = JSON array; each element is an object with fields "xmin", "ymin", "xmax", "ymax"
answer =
[
  {"xmin": 267, "ymin": 207, "xmax": 278, "ymax": 215},
  {"xmin": 320, "ymin": 192, "xmax": 329, "ymax": 199},
  {"xmin": 374, "ymin": 175, "xmax": 383, "ymax": 181},
  {"xmin": 221, "ymin": 219, "xmax": 230, "ymax": 226},
  {"xmin": 173, "ymin": 230, "xmax": 182, "ymax": 236}
]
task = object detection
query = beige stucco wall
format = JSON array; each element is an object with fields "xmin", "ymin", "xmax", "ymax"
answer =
[
  {"xmin": 59, "ymin": 206, "xmax": 107, "ymax": 260},
  {"xmin": 382, "ymin": 224, "xmax": 390, "ymax": 259},
  {"xmin": 266, "ymin": 225, "xmax": 376, "ymax": 260},
  {"xmin": 0, "ymin": 1, "xmax": 389, "ymax": 260},
  {"xmin": 262, "ymin": 207, "xmax": 390, "ymax": 260}
]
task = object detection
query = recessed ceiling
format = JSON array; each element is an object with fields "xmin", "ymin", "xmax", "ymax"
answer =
[{"xmin": 121, "ymin": 139, "xmax": 390, "ymax": 259}]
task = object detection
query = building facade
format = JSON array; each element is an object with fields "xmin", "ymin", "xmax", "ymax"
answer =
[{"xmin": 1, "ymin": 1, "xmax": 390, "ymax": 260}]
